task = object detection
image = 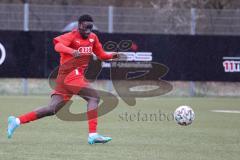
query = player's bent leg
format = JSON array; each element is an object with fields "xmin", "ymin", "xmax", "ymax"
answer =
[
  {"xmin": 87, "ymin": 101, "xmax": 113, "ymax": 144},
  {"xmin": 7, "ymin": 94, "xmax": 66, "ymax": 139},
  {"xmin": 78, "ymin": 88, "xmax": 112, "ymax": 144},
  {"xmin": 87, "ymin": 97, "xmax": 99, "ymax": 134}
]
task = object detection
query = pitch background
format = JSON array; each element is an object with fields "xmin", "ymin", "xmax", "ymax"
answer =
[{"xmin": 0, "ymin": 96, "xmax": 239, "ymax": 160}]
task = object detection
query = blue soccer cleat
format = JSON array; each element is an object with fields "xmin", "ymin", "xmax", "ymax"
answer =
[
  {"xmin": 88, "ymin": 134, "xmax": 112, "ymax": 144},
  {"xmin": 7, "ymin": 116, "xmax": 20, "ymax": 139}
]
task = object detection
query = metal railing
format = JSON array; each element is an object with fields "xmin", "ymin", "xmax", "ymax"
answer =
[{"xmin": 1, "ymin": 3, "xmax": 240, "ymax": 35}]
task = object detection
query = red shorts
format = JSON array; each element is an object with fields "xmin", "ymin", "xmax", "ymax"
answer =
[{"xmin": 52, "ymin": 69, "xmax": 89, "ymax": 101}]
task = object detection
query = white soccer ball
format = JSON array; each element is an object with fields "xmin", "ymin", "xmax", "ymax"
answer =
[{"xmin": 174, "ymin": 105, "xmax": 195, "ymax": 126}]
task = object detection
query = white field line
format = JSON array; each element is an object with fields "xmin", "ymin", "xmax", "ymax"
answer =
[{"xmin": 210, "ymin": 110, "xmax": 240, "ymax": 114}]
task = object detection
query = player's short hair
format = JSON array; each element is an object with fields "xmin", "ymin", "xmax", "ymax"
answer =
[{"xmin": 78, "ymin": 14, "xmax": 93, "ymax": 24}]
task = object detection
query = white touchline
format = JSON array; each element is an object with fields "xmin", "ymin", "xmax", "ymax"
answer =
[{"xmin": 210, "ymin": 110, "xmax": 240, "ymax": 114}]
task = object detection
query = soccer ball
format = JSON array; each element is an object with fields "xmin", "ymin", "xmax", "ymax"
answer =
[{"xmin": 174, "ymin": 105, "xmax": 195, "ymax": 126}]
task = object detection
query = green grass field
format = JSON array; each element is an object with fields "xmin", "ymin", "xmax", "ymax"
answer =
[{"xmin": 0, "ymin": 96, "xmax": 240, "ymax": 160}]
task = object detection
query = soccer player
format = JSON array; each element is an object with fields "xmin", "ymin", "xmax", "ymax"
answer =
[{"xmin": 7, "ymin": 14, "xmax": 119, "ymax": 144}]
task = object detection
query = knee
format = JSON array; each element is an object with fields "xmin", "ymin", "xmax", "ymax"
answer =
[
  {"xmin": 91, "ymin": 96, "xmax": 100, "ymax": 105},
  {"xmin": 87, "ymin": 96, "xmax": 100, "ymax": 110}
]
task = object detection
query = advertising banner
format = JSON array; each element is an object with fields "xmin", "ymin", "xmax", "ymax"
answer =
[{"xmin": 0, "ymin": 31, "xmax": 240, "ymax": 81}]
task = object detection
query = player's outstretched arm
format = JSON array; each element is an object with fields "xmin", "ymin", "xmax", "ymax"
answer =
[{"xmin": 93, "ymin": 36, "xmax": 119, "ymax": 61}]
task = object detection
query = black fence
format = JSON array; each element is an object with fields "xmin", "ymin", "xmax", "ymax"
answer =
[{"xmin": 0, "ymin": 31, "xmax": 240, "ymax": 81}]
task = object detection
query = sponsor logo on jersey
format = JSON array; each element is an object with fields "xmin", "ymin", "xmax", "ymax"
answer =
[
  {"xmin": 223, "ymin": 57, "xmax": 240, "ymax": 72},
  {"xmin": 78, "ymin": 46, "xmax": 93, "ymax": 54},
  {"xmin": 0, "ymin": 42, "xmax": 6, "ymax": 65}
]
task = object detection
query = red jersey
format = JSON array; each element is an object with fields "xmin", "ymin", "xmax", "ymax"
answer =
[
  {"xmin": 52, "ymin": 30, "xmax": 113, "ymax": 99},
  {"xmin": 53, "ymin": 30, "xmax": 113, "ymax": 65}
]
